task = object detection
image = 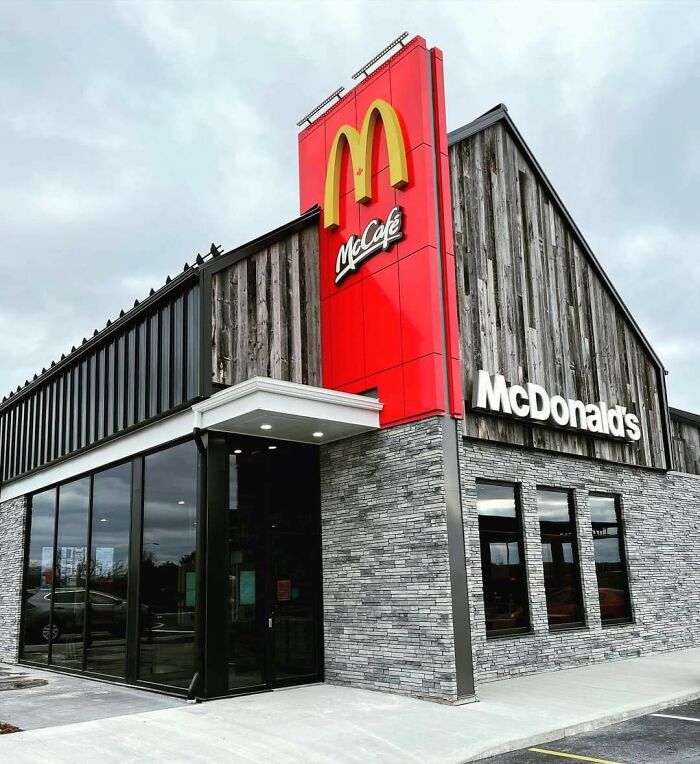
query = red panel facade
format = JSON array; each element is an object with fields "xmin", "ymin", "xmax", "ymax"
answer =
[{"xmin": 298, "ymin": 36, "xmax": 462, "ymax": 426}]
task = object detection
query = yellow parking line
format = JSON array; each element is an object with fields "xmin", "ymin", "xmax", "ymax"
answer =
[{"xmin": 527, "ymin": 748, "xmax": 623, "ymax": 764}]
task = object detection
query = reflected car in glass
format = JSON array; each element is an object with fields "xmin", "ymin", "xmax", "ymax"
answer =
[{"xmin": 23, "ymin": 588, "xmax": 151, "ymax": 643}]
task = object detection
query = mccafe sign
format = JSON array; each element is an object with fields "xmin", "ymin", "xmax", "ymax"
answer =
[
  {"xmin": 473, "ymin": 370, "xmax": 642, "ymax": 442},
  {"xmin": 335, "ymin": 206, "xmax": 403, "ymax": 284}
]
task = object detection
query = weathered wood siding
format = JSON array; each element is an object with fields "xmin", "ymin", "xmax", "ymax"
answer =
[
  {"xmin": 211, "ymin": 223, "xmax": 321, "ymax": 387},
  {"xmin": 671, "ymin": 413, "xmax": 700, "ymax": 475},
  {"xmin": 449, "ymin": 122, "xmax": 668, "ymax": 469}
]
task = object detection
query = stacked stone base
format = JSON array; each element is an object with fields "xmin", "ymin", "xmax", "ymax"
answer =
[{"xmin": 459, "ymin": 439, "xmax": 700, "ymax": 684}]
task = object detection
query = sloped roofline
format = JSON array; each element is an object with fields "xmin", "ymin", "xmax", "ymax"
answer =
[
  {"xmin": 447, "ymin": 104, "xmax": 665, "ymax": 372},
  {"xmin": 0, "ymin": 206, "xmax": 321, "ymax": 414},
  {"xmin": 448, "ymin": 104, "xmax": 677, "ymax": 466},
  {"xmin": 670, "ymin": 407, "xmax": 700, "ymax": 428}
]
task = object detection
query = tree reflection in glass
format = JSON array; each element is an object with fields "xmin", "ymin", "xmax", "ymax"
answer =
[
  {"xmin": 590, "ymin": 495, "xmax": 632, "ymax": 623},
  {"xmin": 51, "ymin": 477, "xmax": 90, "ymax": 669},
  {"xmin": 537, "ymin": 489, "xmax": 585, "ymax": 628},
  {"xmin": 21, "ymin": 489, "xmax": 56, "ymax": 664},
  {"xmin": 476, "ymin": 482, "xmax": 530, "ymax": 635},
  {"xmin": 138, "ymin": 441, "xmax": 197, "ymax": 688},
  {"xmin": 85, "ymin": 462, "xmax": 131, "ymax": 678}
]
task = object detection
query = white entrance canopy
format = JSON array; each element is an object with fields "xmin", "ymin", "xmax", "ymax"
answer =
[
  {"xmin": 192, "ymin": 377, "xmax": 382, "ymax": 444},
  {"xmin": 0, "ymin": 378, "xmax": 382, "ymax": 502}
]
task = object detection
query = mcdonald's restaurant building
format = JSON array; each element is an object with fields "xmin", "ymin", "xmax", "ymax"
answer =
[{"xmin": 1, "ymin": 35, "xmax": 699, "ymax": 704}]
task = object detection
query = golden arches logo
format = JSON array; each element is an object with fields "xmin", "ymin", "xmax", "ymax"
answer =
[{"xmin": 323, "ymin": 99, "xmax": 409, "ymax": 230}]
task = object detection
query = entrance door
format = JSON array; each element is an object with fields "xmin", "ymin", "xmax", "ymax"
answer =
[{"xmin": 225, "ymin": 438, "xmax": 321, "ymax": 694}]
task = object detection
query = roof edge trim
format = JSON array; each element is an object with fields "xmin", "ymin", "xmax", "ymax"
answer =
[{"xmin": 202, "ymin": 206, "xmax": 321, "ymax": 277}]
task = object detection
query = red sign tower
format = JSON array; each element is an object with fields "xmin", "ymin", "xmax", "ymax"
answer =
[{"xmin": 298, "ymin": 36, "xmax": 462, "ymax": 426}]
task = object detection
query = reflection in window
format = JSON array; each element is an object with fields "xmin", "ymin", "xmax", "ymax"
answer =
[
  {"xmin": 21, "ymin": 489, "xmax": 56, "ymax": 664},
  {"xmin": 476, "ymin": 482, "xmax": 530, "ymax": 636},
  {"xmin": 139, "ymin": 441, "xmax": 197, "ymax": 688},
  {"xmin": 86, "ymin": 462, "xmax": 131, "ymax": 678},
  {"xmin": 51, "ymin": 478, "xmax": 90, "ymax": 669},
  {"xmin": 590, "ymin": 495, "xmax": 632, "ymax": 623},
  {"xmin": 537, "ymin": 489, "xmax": 585, "ymax": 629}
]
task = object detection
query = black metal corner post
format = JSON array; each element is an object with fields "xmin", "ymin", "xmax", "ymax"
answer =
[
  {"xmin": 125, "ymin": 457, "xmax": 144, "ymax": 684},
  {"xmin": 190, "ymin": 428, "xmax": 208, "ymax": 700},
  {"xmin": 203, "ymin": 431, "xmax": 229, "ymax": 698},
  {"xmin": 426, "ymin": 47, "xmax": 475, "ymax": 700}
]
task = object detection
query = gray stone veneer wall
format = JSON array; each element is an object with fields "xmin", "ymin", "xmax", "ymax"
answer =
[
  {"xmin": 0, "ymin": 496, "xmax": 28, "ymax": 663},
  {"xmin": 459, "ymin": 439, "xmax": 700, "ymax": 684},
  {"xmin": 319, "ymin": 417, "xmax": 458, "ymax": 701}
]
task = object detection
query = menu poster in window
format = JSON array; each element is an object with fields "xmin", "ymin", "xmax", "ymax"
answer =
[
  {"xmin": 239, "ymin": 570, "xmax": 255, "ymax": 605},
  {"xmin": 277, "ymin": 579, "xmax": 291, "ymax": 602}
]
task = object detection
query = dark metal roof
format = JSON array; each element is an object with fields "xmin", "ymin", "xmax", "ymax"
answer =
[
  {"xmin": 670, "ymin": 407, "xmax": 700, "ymax": 428},
  {"xmin": 1, "ymin": 207, "xmax": 321, "ymax": 413},
  {"xmin": 0, "ymin": 262, "xmax": 205, "ymax": 413},
  {"xmin": 448, "ymin": 104, "xmax": 666, "ymax": 372}
]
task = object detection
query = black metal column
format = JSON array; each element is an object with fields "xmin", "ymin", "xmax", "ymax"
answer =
[
  {"xmin": 190, "ymin": 428, "xmax": 208, "ymax": 699},
  {"xmin": 203, "ymin": 431, "xmax": 229, "ymax": 698}
]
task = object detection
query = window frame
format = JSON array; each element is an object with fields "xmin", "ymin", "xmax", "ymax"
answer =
[
  {"xmin": 589, "ymin": 492, "xmax": 634, "ymax": 627},
  {"xmin": 475, "ymin": 479, "xmax": 532, "ymax": 639},
  {"xmin": 19, "ymin": 434, "xmax": 197, "ymax": 696},
  {"xmin": 535, "ymin": 485, "xmax": 587, "ymax": 632}
]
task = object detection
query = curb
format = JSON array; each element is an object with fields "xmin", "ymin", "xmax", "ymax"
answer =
[{"xmin": 463, "ymin": 688, "xmax": 700, "ymax": 762}]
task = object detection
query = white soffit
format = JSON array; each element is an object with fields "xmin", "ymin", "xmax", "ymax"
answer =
[
  {"xmin": 1, "ymin": 378, "xmax": 382, "ymax": 501},
  {"xmin": 192, "ymin": 377, "xmax": 383, "ymax": 444}
]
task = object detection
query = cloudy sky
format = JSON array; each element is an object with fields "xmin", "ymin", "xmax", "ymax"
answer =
[{"xmin": 1, "ymin": 0, "xmax": 698, "ymax": 410}]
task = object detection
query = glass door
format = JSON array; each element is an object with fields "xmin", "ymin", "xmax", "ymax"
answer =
[
  {"xmin": 227, "ymin": 446, "xmax": 267, "ymax": 691},
  {"xmin": 225, "ymin": 438, "xmax": 321, "ymax": 694},
  {"xmin": 268, "ymin": 447, "xmax": 321, "ymax": 685}
]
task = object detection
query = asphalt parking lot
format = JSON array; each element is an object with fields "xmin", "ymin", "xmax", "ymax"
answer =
[{"xmin": 482, "ymin": 698, "xmax": 700, "ymax": 763}]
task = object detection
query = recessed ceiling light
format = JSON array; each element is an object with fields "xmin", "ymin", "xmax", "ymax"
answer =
[
  {"xmin": 233, "ymin": 449, "xmax": 242, "ymax": 455},
  {"xmin": 260, "ymin": 424, "xmax": 272, "ymax": 430},
  {"xmin": 99, "ymin": 518, "xmax": 107, "ymax": 523},
  {"xmin": 268, "ymin": 445, "xmax": 277, "ymax": 450},
  {"xmin": 312, "ymin": 431, "xmax": 324, "ymax": 438},
  {"xmin": 177, "ymin": 501, "xmax": 185, "ymax": 505}
]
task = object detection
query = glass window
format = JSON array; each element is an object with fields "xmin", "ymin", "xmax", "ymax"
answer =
[
  {"xmin": 51, "ymin": 477, "xmax": 90, "ymax": 669},
  {"xmin": 476, "ymin": 482, "xmax": 530, "ymax": 636},
  {"xmin": 21, "ymin": 489, "xmax": 57, "ymax": 664},
  {"xmin": 85, "ymin": 462, "xmax": 131, "ymax": 678},
  {"xmin": 537, "ymin": 489, "xmax": 585, "ymax": 629},
  {"xmin": 139, "ymin": 441, "xmax": 197, "ymax": 688},
  {"xmin": 590, "ymin": 495, "xmax": 632, "ymax": 624}
]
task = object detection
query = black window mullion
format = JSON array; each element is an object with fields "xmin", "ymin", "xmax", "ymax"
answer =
[
  {"xmin": 47, "ymin": 487, "xmax": 60, "ymax": 665},
  {"xmin": 81, "ymin": 475, "xmax": 95, "ymax": 673},
  {"xmin": 125, "ymin": 457, "xmax": 143, "ymax": 684}
]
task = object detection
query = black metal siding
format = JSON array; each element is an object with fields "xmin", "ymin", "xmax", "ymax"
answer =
[{"xmin": 0, "ymin": 282, "xmax": 200, "ymax": 484}]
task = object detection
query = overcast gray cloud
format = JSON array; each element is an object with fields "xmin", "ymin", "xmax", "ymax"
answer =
[{"xmin": 0, "ymin": 0, "xmax": 698, "ymax": 410}]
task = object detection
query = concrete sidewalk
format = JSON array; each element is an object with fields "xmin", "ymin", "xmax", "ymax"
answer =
[{"xmin": 0, "ymin": 647, "xmax": 698, "ymax": 763}]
